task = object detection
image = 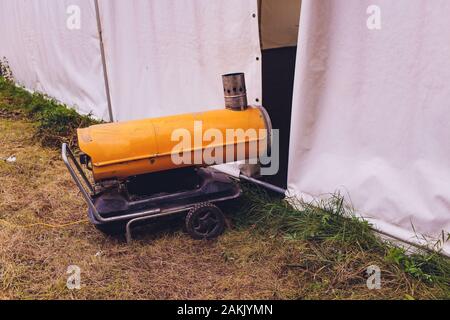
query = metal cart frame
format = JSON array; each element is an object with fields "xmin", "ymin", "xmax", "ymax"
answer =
[{"xmin": 62, "ymin": 143, "xmax": 241, "ymax": 242}]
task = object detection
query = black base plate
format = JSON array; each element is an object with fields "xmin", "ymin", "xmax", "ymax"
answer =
[{"xmin": 88, "ymin": 167, "xmax": 241, "ymax": 227}]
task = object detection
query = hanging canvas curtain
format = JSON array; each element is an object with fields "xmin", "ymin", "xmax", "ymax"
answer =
[
  {"xmin": 0, "ymin": 0, "xmax": 109, "ymax": 119},
  {"xmin": 288, "ymin": 0, "xmax": 450, "ymax": 255},
  {"xmin": 97, "ymin": 0, "xmax": 262, "ymax": 121}
]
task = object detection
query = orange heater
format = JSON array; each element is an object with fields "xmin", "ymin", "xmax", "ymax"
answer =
[
  {"xmin": 77, "ymin": 106, "xmax": 271, "ymax": 182},
  {"xmin": 63, "ymin": 73, "xmax": 272, "ymax": 241}
]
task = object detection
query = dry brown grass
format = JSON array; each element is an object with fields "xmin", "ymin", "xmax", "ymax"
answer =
[{"xmin": 0, "ymin": 117, "xmax": 446, "ymax": 300}]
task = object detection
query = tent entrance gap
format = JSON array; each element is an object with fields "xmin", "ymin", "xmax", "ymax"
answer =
[{"xmin": 256, "ymin": 0, "xmax": 302, "ymax": 189}]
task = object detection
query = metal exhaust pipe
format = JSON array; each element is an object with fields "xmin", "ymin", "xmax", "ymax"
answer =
[{"xmin": 222, "ymin": 73, "xmax": 248, "ymax": 111}]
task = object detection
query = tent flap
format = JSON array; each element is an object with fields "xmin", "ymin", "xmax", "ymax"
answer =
[
  {"xmin": 0, "ymin": 0, "xmax": 109, "ymax": 119},
  {"xmin": 97, "ymin": 0, "xmax": 262, "ymax": 121},
  {"xmin": 288, "ymin": 0, "xmax": 450, "ymax": 255}
]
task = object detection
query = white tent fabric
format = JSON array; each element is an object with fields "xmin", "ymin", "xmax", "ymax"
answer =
[
  {"xmin": 97, "ymin": 0, "xmax": 261, "ymax": 121},
  {"xmin": 288, "ymin": 0, "xmax": 450, "ymax": 255},
  {"xmin": 0, "ymin": 0, "xmax": 109, "ymax": 119},
  {"xmin": 0, "ymin": 0, "xmax": 261, "ymax": 122}
]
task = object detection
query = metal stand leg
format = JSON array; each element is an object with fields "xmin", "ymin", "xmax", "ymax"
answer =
[{"xmin": 124, "ymin": 209, "xmax": 193, "ymax": 243}]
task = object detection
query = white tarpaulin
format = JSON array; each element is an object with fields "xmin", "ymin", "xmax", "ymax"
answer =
[
  {"xmin": 0, "ymin": 0, "xmax": 109, "ymax": 119},
  {"xmin": 0, "ymin": 0, "xmax": 261, "ymax": 122},
  {"xmin": 97, "ymin": 0, "xmax": 261, "ymax": 121},
  {"xmin": 288, "ymin": 0, "xmax": 450, "ymax": 254}
]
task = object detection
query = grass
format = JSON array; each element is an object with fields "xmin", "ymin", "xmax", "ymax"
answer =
[
  {"xmin": 229, "ymin": 187, "xmax": 450, "ymax": 296},
  {"xmin": 0, "ymin": 76, "xmax": 98, "ymax": 147},
  {"xmin": 0, "ymin": 76, "xmax": 449, "ymax": 299}
]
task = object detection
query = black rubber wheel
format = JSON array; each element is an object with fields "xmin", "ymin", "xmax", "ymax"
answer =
[{"xmin": 185, "ymin": 203, "xmax": 225, "ymax": 240}]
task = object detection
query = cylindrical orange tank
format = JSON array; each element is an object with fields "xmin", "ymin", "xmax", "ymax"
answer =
[{"xmin": 78, "ymin": 106, "xmax": 271, "ymax": 182}]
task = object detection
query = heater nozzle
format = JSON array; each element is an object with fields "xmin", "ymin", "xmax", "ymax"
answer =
[{"xmin": 222, "ymin": 73, "xmax": 248, "ymax": 111}]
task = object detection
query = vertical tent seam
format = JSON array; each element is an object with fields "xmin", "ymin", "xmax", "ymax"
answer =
[{"xmin": 94, "ymin": 0, "xmax": 114, "ymax": 122}]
